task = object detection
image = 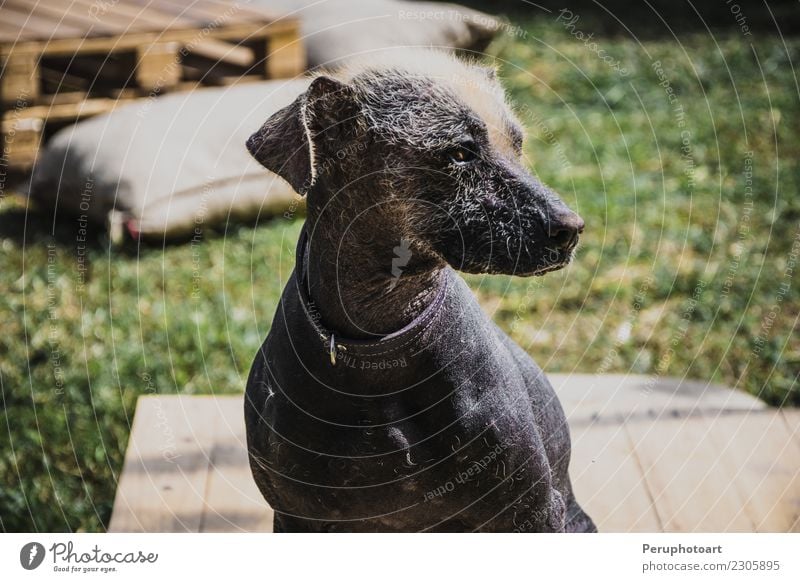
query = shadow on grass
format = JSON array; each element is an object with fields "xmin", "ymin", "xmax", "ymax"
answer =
[
  {"xmin": 0, "ymin": 193, "xmax": 297, "ymax": 259},
  {"xmin": 0, "ymin": 203, "xmax": 105, "ymax": 249}
]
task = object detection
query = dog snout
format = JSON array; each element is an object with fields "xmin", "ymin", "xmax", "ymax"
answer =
[{"xmin": 546, "ymin": 210, "xmax": 584, "ymax": 249}]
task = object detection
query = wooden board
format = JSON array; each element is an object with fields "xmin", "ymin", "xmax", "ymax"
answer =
[
  {"xmin": 110, "ymin": 395, "xmax": 273, "ymax": 532},
  {"xmin": 0, "ymin": 0, "xmax": 299, "ymax": 50},
  {"xmin": 109, "ymin": 395, "xmax": 221, "ymax": 532},
  {"xmin": 782, "ymin": 410, "xmax": 800, "ymax": 531},
  {"xmin": 200, "ymin": 397, "xmax": 273, "ymax": 532},
  {"xmin": 707, "ymin": 411, "xmax": 800, "ymax": 532},
  {"xmin": 110, "ymin": 391, "xmax": 800, "ymax": 533},
  {"xmin": 626, "ymin": 416, "xmax": 755, "ymax": 532},
  {"xmin": 783, "ymin": 410, "xmax": 800, "ymax": 449},
  {"xmin": 550, "ymin": 373, "xmax": 765, "ymax": 426},
  {"xmin": 570, "ymin": 422, "xmax": 662, "ymax": 532}
]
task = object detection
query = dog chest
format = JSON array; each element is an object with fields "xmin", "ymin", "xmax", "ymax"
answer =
[
  {"xmin": 248, "ymin": 376, "xmax": 565, "ymax": 531},
  {"xmin": 245, "ymin": 264, "xmax": 575, "ymax": 531}
]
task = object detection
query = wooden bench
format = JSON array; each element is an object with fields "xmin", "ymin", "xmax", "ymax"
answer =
[
  {"xmin": 1, "ymin": 0, "xmax": 304, "ymax": 169},
  {"xmin": 109, "ymin": 374, "xmax": 800, "ymax": 532}
]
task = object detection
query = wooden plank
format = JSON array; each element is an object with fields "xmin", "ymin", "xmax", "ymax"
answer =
[
  {"xmin": 0, "ymin": 7, "xmax": 87, "ymax": 40},
  {"xmin": 200, "ymin": 397, "xmax": 273, "ymax": 532},
  {"xmin": 189, "ymin": 40, "xmax": 254, "ymax": 69},
  {"xmin": 783, "ymin": 410, "xmax": 800, "ymax": 450},
  {"xmin": 190, "ymin": 0, "xmax": 286, "ymax": 21},
  {"xmin": 1, "ymin": 116, "xmax": 42, "ymax": 168},
  {"xmin": 147, "ymin": 0, "xmax": 284, "ymax": 24},
  {"xmin": 136, "ymin": 41, "xmax": 181, "ymax": 91},
  {"xmin": 551, "ymin": 373, "xmax": 765, "ymax": 426},
  {"xmin": 265, "ymin": 29, "xmax": 305, "ymax": 79},
  {"xmin": 110, "ymin": 394, "xmax": 799, "ymax": 533},
  {"xmin": 68, "ymin": 0, "xmax": 163, "ymax": 33},
  {"xmin": 6, "ymin": 97, "xmax": 122, "ymax": 123},
  {"xmin": 1, "ymin": 52, "xmax": 39, "ymax": 103},
  {"xmin": 138, "ymin": 0, "xmax": 229, "ymax": 23},
  {"xmin": 2, "ymin": 21, "xmax": 298, "ymax": 57},
  {"xmin": 708, "ymin": 411, "xmax": 800, "ymax": 532},
  {"xmin": 0, "ymin": 0, "xmax": 294, "ymax": 46},
  {"xmin": 570, "ymin": 423, "xmax": 662, "ymax": 532},
  {"xmin": 108, "ymin": 395, "xmax": 220, "ymax": 532},
  {"xmin": 70, "ymin": 0, "xmax": 254, "ymax": 66},
  {"xmin": 782, "ymin": 410, "xmax": 800, "ymax": 531},
  {"xmin": 0, "ymin": 3, "xmax": 85, "ymax": 42},
  {"xmin": 3, "ymin": 0, "xmax": 123, "ymax": 38},
  {"xmin": 0, "ymin": 20, "xmax": 31, "ymax": 44},
  {"xmin": 626, "ymin": 416, "xmax": 755, "ymax": 532}
]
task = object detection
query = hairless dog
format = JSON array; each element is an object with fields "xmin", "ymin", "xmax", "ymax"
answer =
[{"xmin": 244, "ymin": 51, "xmax": 595, "ymax": 532}]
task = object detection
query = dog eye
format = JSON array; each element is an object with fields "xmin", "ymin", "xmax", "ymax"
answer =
[{"xmin": 449, "ymin": 141, "xmax": 478, "ymax": 164}]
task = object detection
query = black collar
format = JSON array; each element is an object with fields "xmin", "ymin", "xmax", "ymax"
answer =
[{"xmin": 293, "ymin": 224, "xmax": 449, "ymax": 365}]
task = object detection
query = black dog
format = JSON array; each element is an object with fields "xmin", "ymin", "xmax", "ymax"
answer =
[{"xmin": 244, "ymin": 52, "xmax": 596, "ymax": 532}]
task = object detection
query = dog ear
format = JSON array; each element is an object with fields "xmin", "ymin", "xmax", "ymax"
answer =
[{"xmin": 246, "ymin": 76, "xmax": 353, "ymax": 196}]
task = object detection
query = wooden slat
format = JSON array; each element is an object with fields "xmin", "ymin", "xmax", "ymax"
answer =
[
  {"xmin": 189, "ymin": 41, "xmax": 254, "ymax": 69},
  {"xmin": 626, "ymin": 416, "xmax": 755, "ymax": 532},
  {"xmin": 266, "ymin": 29, "xmax": 305, "ymax": 80},
  {"xmin": 0, "ymin": 6, "xmax": 85, "ymax": 42},
  {"xmin": 108, "ymin": 395, "xmax": 220, "ymax": 532},
  {"xmin": 1, "ymin": 0, "xmax": 232, "ymax": 41},
  {"xmin": 150, "ymin": 0, "xmax": 286, "ymax": 24},
  {"xmin": 550, "ymin": 373, "xmax": 765, "ymax": 426},
  {"xmin": 2, "ymin": 21, "xmax": 298, "ymax": 57},
  {"xmin": 135, "ymin": 41, "xmax": 181, "ymax": 91},
  {"xmin": 67, "ymin": 0, "xmax": 254, "ymax": 67},
  {"xmin": 191, "ymin": 0, "xmax": 285, "ymax": 20},
  {"xmin": 708, "ymin": 411, "xmax": 800, "ymax": 532},
  {"xmin": 124, "ymin": 0, "xmax": 286, "ymax": 26},
  {"xmin": 68, "ymin": 0, "xmax": 165, "ymax": 33},
  {"xmin": 1, "ymin": 116, "xmax": 42, "ymax": 168},
  {"xmin": 0, "ymin": 7, "xmax": 87, "ymax": 40},
  {"xmin": 781, "ymin": 410, "xmax": 800, "ymax": 531},
  {"xmin": 570, "ymin": 423, "xmax": 662, "ymax": 532},
  {"xmin": 0, "ymin": 21, "xmax": 28, "ymax": 41},
  {"xmin": 200, "ymin": 397, "xmax": 273, "ymax": 532},
  {"xmin": 3, "ymin": 0, "xmax": 124, "ymax": 38},
  {"xmin": 783, "ymin": 410, "xmax": 800, "ymax": 449},
  {"xmin": 8, "ymin": 97, "xmax": 122, "ymax": 123},
  {"xmin": 110, "ymin": 393, "xmax": 800, "ymax": 533},
  {"xmin": 0, "ymin": 0, "xmax": 297, "ymax": 54},
  {"xmin": 122, "ymin": 0, "xmax": 217, "ymax": 22},
  {"xmin": 1, "ymin": 52, "xmax": 39, "ymax": 102}
]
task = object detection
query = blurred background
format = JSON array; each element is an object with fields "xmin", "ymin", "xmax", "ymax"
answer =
[{"xmin": 0, "ymin": 0, "xmax": 798, "ymax": 532}]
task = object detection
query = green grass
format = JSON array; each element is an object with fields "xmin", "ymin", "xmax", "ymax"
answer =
[{"xmin": 1, "ymin": 19, "xmax": 798, "ymax": 532}]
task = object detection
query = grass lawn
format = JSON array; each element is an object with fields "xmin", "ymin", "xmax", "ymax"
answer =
[{"xmin": 1, "ymin": 17, "xmax": 798, "ymax": 532}]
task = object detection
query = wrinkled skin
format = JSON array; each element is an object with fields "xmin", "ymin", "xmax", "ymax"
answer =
[
  {"xmin": 348, "ymin": 74, "xmax": 583, "ymax": 277},
  {"xmin": 247, "ymin": 64, "xmax": 584, "ymax": 336}
]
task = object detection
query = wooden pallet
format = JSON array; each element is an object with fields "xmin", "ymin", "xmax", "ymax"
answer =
[
  {"xmin": 0, "ymin": 0, "xmax": 305, "ymax": 168},
  {"xmin": 108, "ymin": 374, "xmax": 800, "ymax": 533}
]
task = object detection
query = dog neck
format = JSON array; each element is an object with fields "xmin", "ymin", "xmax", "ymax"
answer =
[{"xmin": 303, "ymin": 192, "xmax": 444, "ymax": 340}]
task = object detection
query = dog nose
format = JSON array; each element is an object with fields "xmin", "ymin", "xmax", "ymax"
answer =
[{"xmin": 547, "ymin": 211, "xmax": 584, "ymax": 248}]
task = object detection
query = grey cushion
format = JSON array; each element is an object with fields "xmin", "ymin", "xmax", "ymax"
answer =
[
  {"xmin": 253, "ymin": 0, "xmax": 501, "ymax": 68},
  {"xmin": 29, "ymin": 80, "xmax": 310, "ymax": 239}
]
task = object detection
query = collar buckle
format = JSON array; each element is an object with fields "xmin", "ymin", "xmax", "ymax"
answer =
[{"xmin": 326, "ymin": 334, "xmax": 346, "ymax": 366}]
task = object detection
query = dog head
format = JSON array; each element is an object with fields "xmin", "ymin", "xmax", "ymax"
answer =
[{"xmin": 247, "ymin": 51, "xmax": 583, "ymax": 276}]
